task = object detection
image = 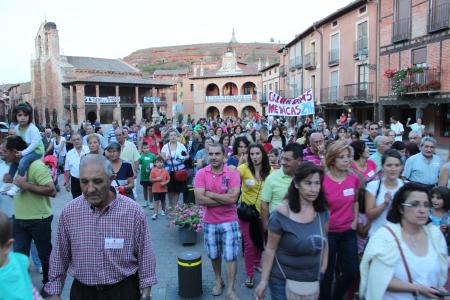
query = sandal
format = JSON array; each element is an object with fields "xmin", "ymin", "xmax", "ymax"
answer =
[
  {"xmin": 245, "ymin": 277, "xmax": 254, "ymax": 288},
  {"xmin": 212, "ymin": 280, "xmax": 225, "ymax": 296}
]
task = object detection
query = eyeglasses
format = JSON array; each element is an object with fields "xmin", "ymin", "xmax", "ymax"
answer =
[{"xmin": 402, "ymin": 202, "xmax": 431, "ymax": 209}]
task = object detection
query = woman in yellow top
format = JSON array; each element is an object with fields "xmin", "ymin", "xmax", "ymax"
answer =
[{"xmin": 237, "ymin": 143, "xmax": 272, "ymax": 288}]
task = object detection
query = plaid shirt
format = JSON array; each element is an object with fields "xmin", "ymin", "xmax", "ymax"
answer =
[{"xmin": 44, "ymin": 194, "xmax": 157, "ymax": 295}]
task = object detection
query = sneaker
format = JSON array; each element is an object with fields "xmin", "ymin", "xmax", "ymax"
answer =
[
  {"xmin": 149, "ymin": 202, "xmax": 155, "ymax": 209},
  {"xmin": 0, "ymin": 183, "xmax": 12, "ymax": 194},
  {"xmin": 6, "ymin": 184, "xmax": 21, "ymax": 196},
  {"xmin": 159, "ymin": 210, "xmax": 165, "ymax": 216},
  {"xmin": 152, "ymin": 214, "xmax": 157, "ymax": 220},
  {"xmin": 142, "ymin": 202, "xmax": 149, "ymax": 208}
]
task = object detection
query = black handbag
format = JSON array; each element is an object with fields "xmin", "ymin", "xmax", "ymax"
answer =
[{"xmin": 237, "ymin": 202, "xmax": 259, "ymax": 222}]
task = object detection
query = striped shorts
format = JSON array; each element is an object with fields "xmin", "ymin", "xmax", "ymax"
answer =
[{"xmin": 203, "ymin": 221, "xmax": 241, "ymax": 261}]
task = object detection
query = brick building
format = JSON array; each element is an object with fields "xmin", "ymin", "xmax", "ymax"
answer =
[
  {"xmin": 31, "ymin": 22, "xmax": 177, "ymax": 128},
  {"xmin": 378, "ymin": 0, "xmax": 450, "ymax": 143},
  {"xmin": 278, "ymin": 0, "xmax": 378, "ymax": 125},
  {"xmin": 260, "ymin": 62, "xmax": 281, "ymax": 115},
  {"xmin": 8, "ymin": 82, "xmax": 31, "ymax": 121},
  {"xmin": 179, "ymin": 43, "xmax": 264, "ymax": 120}
]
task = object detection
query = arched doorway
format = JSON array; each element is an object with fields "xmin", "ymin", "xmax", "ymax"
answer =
[
  {"xmin": 206, "ymin": 106, "xmax": 220, "ymax": 120},
  {"xmin": 241, "ymin": 82, "xmax": 257, "ymax": 95},
  {"xmin": 241, "ymin": 106, "xmax": 256, "ymax": 119},
  {"xmin": 223, "ymin": 82, "xmax": 238, "ymax": 96},
  {"xmin": 223, "ymin": 106, "xmax": 238, "ymax": 118},
  {"xmin": 206, "ymin": 83, "xmax": 220, "ymax": 96}
]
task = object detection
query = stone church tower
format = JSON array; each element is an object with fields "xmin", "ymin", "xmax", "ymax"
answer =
[{"xmin": 31, "ymin": 22, "xmax": 64, "ymax": 126}]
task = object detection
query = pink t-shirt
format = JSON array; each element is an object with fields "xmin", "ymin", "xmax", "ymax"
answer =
[
  {"xmin": 194, "ymin": 165, "xmax": 240, "ymax": 224},
  {"xmin": 323, "ymin": 172, "xmax": 361, "ymax": 233},
  {"xmin": 351, "ymin": 160, "xmax": 377, "ymax": 182}
]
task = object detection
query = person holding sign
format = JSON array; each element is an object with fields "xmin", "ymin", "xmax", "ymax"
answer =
[{"xmin": 320, "ymin": 142, "xmax": 361, "ymax": 300}]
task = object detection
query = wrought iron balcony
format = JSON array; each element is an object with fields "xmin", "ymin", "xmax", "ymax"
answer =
[
  {"xmin": 429, "ymin": 2, "xmax": 450, "ymax": 32},
  {"xmin": 304, "ymin": 52, "xmax": 316, "ymax": 70},
  {"xmin": 328, "ymin": 49, "xmax": 340, "ymax": 66},
  {"xmin": 320, "ymin": 86, "xmax": 342, "ymax": 104},
  {"xmin": 344, "ymin": 82, "xmax": 374, "ymax": 103},
  {"xmin": 353, "ymin": 38, "xmax": 368, "ymax": 59},
  {"xmin": 388, "ymin": 68, "xmax": 440, "ymax": 95},
  {"xmin": 392, "ymin": 17, "xmax": 411, "ymax": 43},
  {"xmin": 279, "ymin": 66, "xmax": 287, "ymax": 77}
]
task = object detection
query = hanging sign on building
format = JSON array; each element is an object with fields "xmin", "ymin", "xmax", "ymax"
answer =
[
  {"xmin": 85, "ymin": 96, "xmax": 120, "ymax": 104},
  {"xmin": 143, "ymin": 97, "xmax": 161, "ymax": 103},
  {"xmin": 267, "ymin": 89, "xmax": 315, "ymax": 117}
]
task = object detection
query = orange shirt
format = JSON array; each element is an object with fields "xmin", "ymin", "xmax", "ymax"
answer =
[{"xmin": 150, "ymin": 167, "xmax": 170, "ymax": 193}]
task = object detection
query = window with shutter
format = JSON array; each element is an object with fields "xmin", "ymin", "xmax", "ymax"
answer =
[{"xmin": 412, "ymin": 47, "xmax": 427, "ymax": 66}]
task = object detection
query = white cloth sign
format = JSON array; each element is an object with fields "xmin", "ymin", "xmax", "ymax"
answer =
[{"xmin": 267, "ymin": 90, "xmax": 315, "ymax": 116}]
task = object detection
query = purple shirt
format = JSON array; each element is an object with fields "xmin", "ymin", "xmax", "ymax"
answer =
[
  {"xmin": 45, "ymin": 194, "xmax": 157, "ymax": 295},
  {"xmin": 303, "ymin": 147, "xmax": 322, "ymax": 166},
  {"xmin": 194, "ymin": 165, "xmax": 240, "ymax": 224}
]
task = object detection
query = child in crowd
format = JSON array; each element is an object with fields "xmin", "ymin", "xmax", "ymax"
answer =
[
  {"xmin": 139, "ymin": 142, "xmax": 155, "ymax": 208},
  {"xmin": 268, "ymin": 148, "xmax": 280, "ymax": 170},
  {"xmin": 1, "ymin": 102, "xmax": 44, "ymax": 196},
  {"xmin": 430, "ymin": 186, "xmax": 450, "ymax": 235},
  {"xmin": 150, "ymin": 155, "xmax": 170, "ymax": 220},
  {"xmin": 0, "ymin": 211, "xmax": 42, "ymax": 299}
]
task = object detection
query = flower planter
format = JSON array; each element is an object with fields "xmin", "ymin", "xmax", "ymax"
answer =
[{"xmin": 178, "ymin": 226, "xmax": 197, "ymax": 245}]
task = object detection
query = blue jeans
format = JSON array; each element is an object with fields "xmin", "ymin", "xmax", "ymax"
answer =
[
  {"xmin": 320, "ymin": 229, "xmax": 358, "ymax": 300},
  {"xmin": 269, "ymin": 281, "xmax": 286, "ymax": 300},
  {"xmin": 9, "ymin": 151, "xmax": 42, "ymax": 177},
  {"xmin": 13, "ymin": 216, "xmax": 53, "ymax": 284},
  {"xmin": 30, "ymin": 240, "xmax": 42, "ymax": 269}
]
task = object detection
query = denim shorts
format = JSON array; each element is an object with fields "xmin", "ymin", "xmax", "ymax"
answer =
[
  {"xmin": 269, "ymin": 280, "xmax": 286, "ymax": 300},
  {"xmin": 203, "ymin": 221, "xmax": 240, "ymax": 261}
]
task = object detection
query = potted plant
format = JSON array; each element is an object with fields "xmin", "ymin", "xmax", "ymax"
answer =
[
  {"xmin": 168, "ymin": 204, "xmax": 203, "ymax": 245},
  {"xmin": 427, "ymin": 79, "xmax": 441, "ymax": 90}
]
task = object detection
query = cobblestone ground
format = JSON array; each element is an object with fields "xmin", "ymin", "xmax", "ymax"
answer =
[{"xmin": 30, "ymin": 177, "xmax": 265, "ymax": 300}]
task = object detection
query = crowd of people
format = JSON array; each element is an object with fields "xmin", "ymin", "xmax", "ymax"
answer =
[{"xmin": 0, "ymin": 101, "xmax": 449, "ymax": 300}]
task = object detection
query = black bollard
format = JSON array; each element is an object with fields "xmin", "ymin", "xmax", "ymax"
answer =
[{"xmin": 178, "ymin": 251, "xmax": 202, "ymax": 298}]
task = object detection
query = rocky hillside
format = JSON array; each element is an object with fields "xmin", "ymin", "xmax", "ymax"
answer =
[{"xmin": 123, "ymin": 42, "xmax": 283, "ymax": 74}]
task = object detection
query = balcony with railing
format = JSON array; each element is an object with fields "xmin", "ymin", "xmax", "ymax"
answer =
[
  {"xmin": 279, "ymin": 66, "xmax": 287, "ymax": 77},
  {"xmin": 289, "ymin": 59, "xmax": 296, "ymax": 71},
  {"xmin": 392, "ymin": 17, "xmax": 411, "ymax": 43},
  {"xmin": 205, "ymin": 94, "xmax": 254, "ymax": 103},
  {"xmin": 328, "ymin": 49, "xmax": 340, "ymax": 66},
  {"xmin": 429, "ymin": 2, "xmax": 450, "ymax": 32},
  {"xmin": 304, "ymin": 52, "xmax": 316, "ymax": 70},
  {"xmin": 388, "ymin": 68, "xmax": 440, "ymax": 96},
  {"xmin": 320, "ymin": 86, "xmax": 342, "ymax": 105},
  {"xmin": 353, "ymin": 37, "xmax": 368, "ymax": 59},
  {"xmin": 294, "ymin": 57, "xmax": 303, "ymax": 69},
  {"xmin": 344, "ymin": 82, "xmax": 374, "ymax": 103}
]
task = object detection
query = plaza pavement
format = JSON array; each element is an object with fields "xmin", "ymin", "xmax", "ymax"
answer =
[{"xmin": 30, "ymin": 176, "xmax": 264, "ymax": 300}]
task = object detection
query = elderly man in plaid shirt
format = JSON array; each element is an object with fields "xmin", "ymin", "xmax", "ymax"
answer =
[{"xmin": 44, "ymin": 154, "xmax": 157, "ymax": 300}]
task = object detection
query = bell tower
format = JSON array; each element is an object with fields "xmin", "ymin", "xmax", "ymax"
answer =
[{"xmin": 35, "ymin": 22, "xmax": 60, "ymax": 59}]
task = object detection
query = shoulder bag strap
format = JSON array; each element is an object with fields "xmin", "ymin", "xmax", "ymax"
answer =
[
  {"xmin": 383, "ymin": 225, "xmax": 418, "ymax": 299},
  {"xmin": 317, "ymin": 213, "xmax": 324, "ymax": 281},
  {"xmin": 275, "ymin": 253, "xmax": 287, "ymax": 280},
  {"xmin": 167, "ymin": 145, "xmax": 176, "ymax": 172}
]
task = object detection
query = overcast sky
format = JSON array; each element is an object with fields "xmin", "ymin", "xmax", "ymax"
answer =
[{"xmin": 1, "ymin": 0, "xmax": 351, "ymax": 84}]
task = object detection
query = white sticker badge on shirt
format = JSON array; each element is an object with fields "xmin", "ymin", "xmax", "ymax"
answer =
[
  {"xmin": 105, "ymin": 238, "xmax": 124, "ymax": 249},
  {"xmin": 343, "ymin": 188, "xmax": 355, "ymax": 197},
  {"xmin": 245, "ymin": 179, "xmax": 255, "ymax": 186},
  {"xmin": 367, "ymin": 170, "xmax": 375, "ymax": 178}
]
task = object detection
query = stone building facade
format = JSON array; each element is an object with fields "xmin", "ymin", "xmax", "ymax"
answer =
[{"xmin": 31, "ymin": 22, "xmax": 177, "ymax": 128}]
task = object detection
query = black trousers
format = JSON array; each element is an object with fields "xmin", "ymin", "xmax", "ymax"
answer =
[
  {"xmin": 70, "ymin": 176, "xmax": 82, "ymax": 199},
  {"xmin": 70, "ymin": 273, "xmax": 140, "ymax": 300}
]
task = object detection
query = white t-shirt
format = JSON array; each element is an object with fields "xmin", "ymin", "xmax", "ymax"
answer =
[
  {"xmin": 52, "ymin": 136, "xmax": 67, "ymax": 157},
  {"xmin": 391, "ymin": 122, "xmax": 405, "ymax": 142},
  {"xmin": 366, "ymin": 178, "xmax": 404, "ymax": 237},
  {"xmin": 384, "ymin": 238, "xmax": 440, "ymax": 300},
  {"xmin": 161, "ymin": 142, "xmax": 187, "ymax": 172},
  {"xmin": 410, "ymin": 123, "xmax": 425, "ymax": 136},
  {"xmin": 0, "ymin": 160, "xmax": 12, "ymax": 217}
]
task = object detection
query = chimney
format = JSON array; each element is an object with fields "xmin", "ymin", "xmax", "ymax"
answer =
[{"xmin": 257, "ymin": 58, "xmax": 262, "ymax": 71}]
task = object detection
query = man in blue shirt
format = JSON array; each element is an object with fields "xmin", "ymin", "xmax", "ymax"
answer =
[{"xmin": 402, "ymin": 137, "xmax": 441, "ymax": 187}]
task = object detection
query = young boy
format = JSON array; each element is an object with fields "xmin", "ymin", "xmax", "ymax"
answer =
[
  {"xmin": 268, "ymin": 148, "xmax": 280, "ymax": 170},
  {"xmin": 139, "ymin": 142, "xmax": 155, "ymax": 208},
  {"xmin": 149, "ymin": 155, "xmax": 170, "ymax": 220},
  {"xmin": 0, "ymin": 211, "xmax": 42, "ymax": 299},
  {"xmin": 1, "ymin": 102, "xmax": 44, "ymax": 196}
]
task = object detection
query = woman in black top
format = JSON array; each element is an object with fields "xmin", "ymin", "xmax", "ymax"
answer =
[{"xmin": 105, "ymin": 142, "xmax": 134, "ymax": 198}]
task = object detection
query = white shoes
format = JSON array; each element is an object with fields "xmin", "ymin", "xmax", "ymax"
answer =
[
  {"xmin": 6, "ymin": 184, "xmax": 21, "ymax": 197},
  {"xmin": 159, "ymin": 210, "xmax": 165, "ymax": 216},
  {"xmin": 152, "ymin": 214, "xmax": 157, "ymax": 220}
]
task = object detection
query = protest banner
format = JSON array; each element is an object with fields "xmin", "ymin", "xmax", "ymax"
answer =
[
  {"xmin": 267, "ymin": 89, "xmax": 315, "ymax": 116},
  {"xmin": 85, "ymin": 96, "xmax": 120, "ymax": 104}
]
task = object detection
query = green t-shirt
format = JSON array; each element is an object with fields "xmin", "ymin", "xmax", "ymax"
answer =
[
  {"xmin": 261, "ymin": 169, "xmax": 293, "ymax": 212},
  {"xmin": 139, "ymin": 152, "xmax": 155, "ymax": 182},
  {"xmin": 0, "ymin": 252, "xmax": 33, "ymax": 300},
  {"xmin": 13, "ymin": 160, "xmax": 53, "ymax": 220}
]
